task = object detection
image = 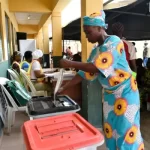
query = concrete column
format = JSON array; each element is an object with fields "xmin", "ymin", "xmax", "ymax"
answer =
[
  {"xmin": 42, "ymin": 25, "xmax": 49, "ymax": 55},
  {"xmin": 35, "ymin": 34, "xmax": 39, "ymax": 49},
  {"xmin": 51, "ymin": 12, "xmax": 62, "ymax": 67},
  {"xmin": 42, "ymin": 25, "xmax": 50, "ymax": 67},
  {"xmin": 81, "ymin": 0, "xmax": 103, "ymax": 62},
  {"xmin": 8, "ymin": 19, "xmax": 13, "ymax": 56},
  {"xmin": 81, "ymin": 0, "xmax": 103, "ymax": 128},
  {"xmin": 38, "ymin": 29, "xmax": 44, "ymax": 51},
  {"xmin": 1, "ymin": 4, "xmax": 8, "ymax": 60}
]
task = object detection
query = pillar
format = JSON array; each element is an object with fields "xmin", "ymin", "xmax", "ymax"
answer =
[
  {"xmin": 35, "ymin": 34, "xmax": 39, "ymax": 49},
  {"xmin": 8, "ymin": 19, "xmax": 13, "ymax": 56},
  {"xmin": 0, "ymin": 4, "xmax": 8, "ymax": 60},
  {"xmin": 38, "ymin": 29, "xmax": 44, "ymax": 51},
  {"xmin": 42, "ymin": 25, "xmax": 50, "ymax": 68},
  {"xmin": 81, "ymin": 0, "xmax": 103, "ymax": 128},
  {"xmin": 51, "ymin": 12, "xmax": 62, "ymax": 67},
  {"xmin": 81, "ymin": 0, "xmax": 103, "ymax": 62}
]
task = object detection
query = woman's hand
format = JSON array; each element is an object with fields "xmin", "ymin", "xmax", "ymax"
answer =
[{"xmin": 60, "ymin": 59, "xmax": 71, "ymax": 68}]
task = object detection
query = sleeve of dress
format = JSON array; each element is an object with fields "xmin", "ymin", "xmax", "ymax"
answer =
[
  {"xmin": 92, "ymin": 36, "xmax": 123, "ymax": 78},
  {"xmin": 32, "ymin": 61, "xmax": 41, "ymax": 71},
  {"xmin": 77, "ymin": 46, "xmax": 99, "ymax": 81}
]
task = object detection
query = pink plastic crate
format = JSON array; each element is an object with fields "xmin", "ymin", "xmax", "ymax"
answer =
[{"xmin": 22, "ymin": 113, "xmax": 104, "ymax": 150}]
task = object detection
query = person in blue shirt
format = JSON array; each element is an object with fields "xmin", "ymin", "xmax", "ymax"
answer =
[
  {"xmin": 20, "ymin": 51, "xmax": 32, "ymax": 71},
  {"xmin": 59, "ymin": 11, "xmax": 144, "ymax": 150}
]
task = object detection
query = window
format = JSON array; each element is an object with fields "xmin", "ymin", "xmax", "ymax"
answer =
[
  {"xmin": 0, "ymin": 4, "xmax": 3, "ymax": 61},
  {"xmin": 5, "ymin": 13, "xmax": 11, "ymax": 58},
  {"xmin": 0, "ymin": 32, "xmax": 3, "ymax": 62},
  {"xmin": 14, "ymin": 28, "xmax": 17, "ymax": 51},
  {"xmin": 11, "ymin": 23, "xmax": 15, "ymax": 52}
]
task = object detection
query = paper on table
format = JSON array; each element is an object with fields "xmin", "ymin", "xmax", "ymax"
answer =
[
  {"xmin": 45, "ymin": 72, "xmax": 75, "ymax": 78},
  {"xmin": 45, "ymin": 72, "xmax": 59, "ymax": 77},
  {"xmin": 43, "ymin": 68, "xmax": 58, "ymax": 73},
  {"xmin": 54, "ymin": 69, "xmax": 64, "ymax": 95}
]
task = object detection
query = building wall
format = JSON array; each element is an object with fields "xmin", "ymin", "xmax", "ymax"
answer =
[
  {"xmin": 0, "ymin": 0, "xmax": 18, "ymax": 77},
  {"xmin": 19, "ymin": 25, "xmax": 38, "ymax": 34},
  {"xmin": 0, "ymin": 60, "xmax": 9, "ymax": 77},
  {"xmin": 1, "ymin": 0, "xmax": 18, "ymax": 30},
  {"xmin": 27, "ymin": 34, "xmax": 35, "ymax": 39}
]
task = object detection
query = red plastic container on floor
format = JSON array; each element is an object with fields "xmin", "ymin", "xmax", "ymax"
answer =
[{"xmin": 22, "ymin": 113, "xmax": 104, "ymax": 150}]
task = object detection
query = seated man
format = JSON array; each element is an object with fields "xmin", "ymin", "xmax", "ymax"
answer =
[
  {"xmin": 20, "ymin": 51, "xmax": 32, "ymax": 72},
  {"xmin": 28, "ymin": 49, "xmax": 51, "ymax": 95}
]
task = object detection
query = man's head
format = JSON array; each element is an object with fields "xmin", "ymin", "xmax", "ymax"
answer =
[
  {"xmin": 83, "ymin": 10, "xmax": 107, "ymax": 44},
  {"xmin": 32, "ymin": 49, "xmax": 43, "ymax": 64},
  {"xmin": 66, "ymin": 47, "xmax": 72, "ymax": 56},
  {"xmin": 112, "ymin": 22, "xmax": 124, "ymax": 38},
  {"xmin": 24, "ymin": 51, "xmax": 32, "ymax": 63},
  {"xmin": 132, "ymin": 42, "xmax": 135, "ymax": 46},
  {"xmin": 144, "ymin": 43, "xmax": 148, "ymax": 47}
]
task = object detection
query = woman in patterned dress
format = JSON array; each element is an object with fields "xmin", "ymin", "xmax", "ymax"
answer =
[{"xmin": 59, "ymin": 10, "xmax": 144, "ymax": 150}]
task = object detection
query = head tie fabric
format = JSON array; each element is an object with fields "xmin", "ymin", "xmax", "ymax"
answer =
[
  {"xmin": 32, "ymin": 49, "xmax": 43, "ymax": 59},
  {"xmin": 83, "ymin": 10, "xmax": 108, "ymax": 29}
]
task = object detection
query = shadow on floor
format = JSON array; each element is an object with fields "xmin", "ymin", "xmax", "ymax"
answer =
[{"xmin": 141, "ymin": 110, "xmax": 150, "ymax": 149}]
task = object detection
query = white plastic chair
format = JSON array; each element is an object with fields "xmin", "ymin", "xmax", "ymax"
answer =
[
  {"xmin": 7, "ymin": 69, "xmax": 21, "ymax": 83},
  {"xmin": 0, "ymin": 78, "xmax": 11, "ymax": 134},
  {"xmin": 7, "ymin": 69, "xmax": 31, "ymax": 95},
  {"xmin": 20, "ymin": 69, "xmax": 47, "ymax": 97},
  {"xmin": 0, "ymin": 77, "xmax": 27, "ymax": 135}
]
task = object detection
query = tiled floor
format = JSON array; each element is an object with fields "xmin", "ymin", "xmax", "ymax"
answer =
[
  {"xmin": 140, "ymin": 111, "xmax": 150, "ymax": 150},
  {"xmin": 0, "ymin": 111, "xmax": 150, "ymax": 150},
  {"xmin": 0, "ymin": 112, "xmax": 28, "ymax": 150}
]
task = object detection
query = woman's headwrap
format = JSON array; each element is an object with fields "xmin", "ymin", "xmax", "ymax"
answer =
[
  {"xmin": 13, "ymin": 51, "xmax": 21, "ymax": 57},
  {"xmin": 32, "ymin": 49, "xmax": 43, "ymax": 60},
  {"xmin": 12, "ymin": 51, "xmax": 21, "ymax": 63},
  {"xmin": 83, "ymin": 10, "xmax": 108, "ymax": 29}
]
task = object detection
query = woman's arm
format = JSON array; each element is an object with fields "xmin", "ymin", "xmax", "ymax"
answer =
[
  {"xmin": 34, "ymin": 70, "xmax": 45, "ymax": 78},
  {"xmin": 129, "ymin": 59, "xmax": 137, "ymax": 73},
  {"xmin": 60, "ymin": 59, "xmax": 99, "ymax": 73}
]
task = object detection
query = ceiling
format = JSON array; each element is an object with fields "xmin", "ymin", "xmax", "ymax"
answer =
[
  {"xmin": 62, "ymin": 0, "xmax": 150, "ymax": 41},
  {"xmin": 104, "ymin": 0, "xmax": 137, "ymax": 9},
  {"xmin": 61, "ymin": 0, "xmax": 137, "ymax": 27},
  {"xmin": 15, "ymin": 0, "xmax": 137, "ymax": 26},
  {"xmin": 104, "ymin": 0, "xmax": 136, "ymax": 5},
  {"xmin": 15, "ymin": 12, "xmax": 44, "ymax": 25}
]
